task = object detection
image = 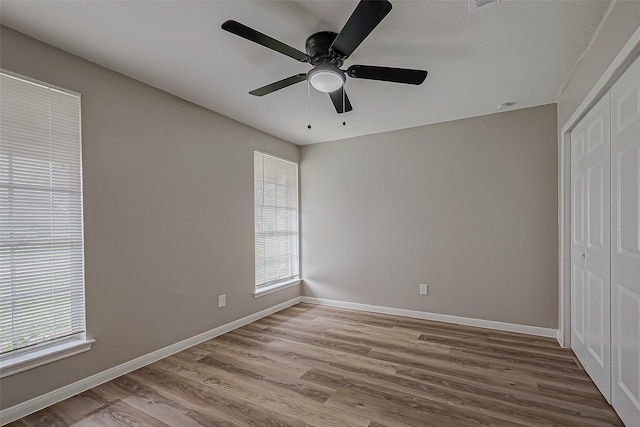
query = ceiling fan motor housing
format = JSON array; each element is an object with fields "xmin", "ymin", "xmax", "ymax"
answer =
[{"xmin": 305, "ymin": 31, "xmax": 344, "ymax": 68}]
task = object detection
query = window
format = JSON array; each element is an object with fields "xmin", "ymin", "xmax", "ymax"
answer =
[
  {"xmin": 254, "ymin": 151, "xmax": 299, "ymax": 293},
  {"xmin": 0, "ymin": 71, "xmax": 91, "ymax": 377}
]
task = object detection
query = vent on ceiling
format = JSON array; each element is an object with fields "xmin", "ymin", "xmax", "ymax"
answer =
[{"xmin": 469, "ymin": 0, "xmax": 501, "ymax": 13}]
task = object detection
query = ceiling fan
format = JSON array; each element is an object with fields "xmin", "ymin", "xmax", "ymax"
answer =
[{"xmin": 221, "ymin": 0, "xmax": 428, "ymax": 114}]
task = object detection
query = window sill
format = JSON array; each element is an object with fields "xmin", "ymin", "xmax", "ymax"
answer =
[
  {"xmin": 254, "ymin": 279, "xmax": 301, "ymax": 298},
  {"xmin": 0, "ymin": 338, "xmax": 95, "ymax": 379}
]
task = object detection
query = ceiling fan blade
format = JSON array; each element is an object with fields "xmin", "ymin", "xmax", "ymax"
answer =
[
  {"xmin": 328, "ymin": 87, "xmax": 353, "ymax": 114},
  {"xmin": 347, "ymin": 65, "xmax": 428, "ymax": 85},
  {"xmin": 330, "ymin": 0, "xmax": 392, "ymax": 59},
  {"xmin": 249, "ymin": 74, "xmax": 307, "ymax": 96},
  {"xmin": 222, "ymin": 20, "xmax": 309, "ymax": 62}
]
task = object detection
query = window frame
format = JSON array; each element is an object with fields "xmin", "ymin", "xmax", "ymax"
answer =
[
  {"xmin": 253, "ymin": 151, "xmax": 300, "ymax": 297},
  {"xmin": 0, "ymin": 70, "xmax": 92, "ymax": 378}
]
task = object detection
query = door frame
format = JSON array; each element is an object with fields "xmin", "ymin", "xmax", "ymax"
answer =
[{"xmin": 558, "ymin": 22, "xmax": 640, "ymax": 348}]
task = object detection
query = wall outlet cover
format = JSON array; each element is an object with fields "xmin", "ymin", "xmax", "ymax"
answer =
[
  {"xmin": 218, "ymin": 294, "xmax": 226, "ymax": 308},
  {"xmin": 419, "ymin": 284, "xmax": 428, "ymax": 295}
]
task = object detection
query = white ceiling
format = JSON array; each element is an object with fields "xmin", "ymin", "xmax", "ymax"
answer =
[{"xmin": 1, "ymin": 0, "xmax": 610, "ymax": 145}]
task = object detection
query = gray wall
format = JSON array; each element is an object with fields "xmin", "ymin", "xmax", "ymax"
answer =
[
  {"xmin": 558, "ymin": 0, "xmax": 640, "ymax": 126},
  {"xmin": 301, "ymin": 105, "xmax": 558, "ymax": 328},
  {"xmin": 0, "ymin": 26, "xmax": 300, "ymax": 409}
]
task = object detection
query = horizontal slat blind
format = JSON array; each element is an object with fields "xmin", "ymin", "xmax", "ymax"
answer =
[
  {"xmin": 254, "ymin": 151, "xmax": 299, "ymax": 288},
  {"xmin": 0, "ymin": 72, "xmax": 85, "ymax": 355}
]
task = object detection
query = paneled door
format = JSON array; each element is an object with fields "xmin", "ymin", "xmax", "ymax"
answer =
[
  {"xmin": 611, "ymin": 53, "xmax": 640, "ymax": 426},
  {"xmin": 571, "ymin": 118, "xmax": 588, "ymax": 366},
  {"xmin": 584, "ymin": 93, "xmax": 612, "ymax": 401},
  {"xmin": 571, "ymin": 93, "xmax": 612, "ymax": 402}
]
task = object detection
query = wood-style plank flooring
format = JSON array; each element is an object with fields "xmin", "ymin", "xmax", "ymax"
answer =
[{"xmin": 8, "ymin": 303, "xmax": 623, "ymax": 426}]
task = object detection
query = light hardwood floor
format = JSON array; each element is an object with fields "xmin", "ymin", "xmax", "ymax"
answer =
[{"xmin": 8, "ymin": 303, "xmax": 623, "ymax": 426}]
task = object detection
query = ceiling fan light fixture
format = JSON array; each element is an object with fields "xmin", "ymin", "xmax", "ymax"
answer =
[{"xmin": 308, "ymin": 66, "xmax": 345, "ymax": 93}]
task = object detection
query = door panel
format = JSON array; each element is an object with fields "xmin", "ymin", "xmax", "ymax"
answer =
[
  {"xmin": 617, "ymin": 145, "xmax": 640, "ymax": 255},
  {"xmin": 618, "ymin": 285, "xmax": 640, "ymax": 408},
  {"xmin": 587, "ymin": 164, "xmax": 605, "ymax": 249},
  {"xmin": 587, "ymin": 114, "xmax": 605, "ymax": 154},
  {"xmin": 587, "ymin": 271, "xmax": 605, "ymax": 365},
  {"xmin": 573, "ymin": 264, "xmax": 586, "ymax": 342},
  {"xmin": 573, "ymin": 174, "xmax": 585, "ymax": 245},
  {"xmin": 611, "ymin": 53, "xmax": 640, "ymax": 426},
  {"xmin": 573, "ymin": 129, "xmax": 585, "ymax": 162}
]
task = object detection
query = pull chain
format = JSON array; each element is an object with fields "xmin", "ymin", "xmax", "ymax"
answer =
[
  {"xmin": 342, "ymin": 86, "xmax": 346, "ymax": 126},
  {"xmin": 307, "ymin": 81, "xmax": 312, "ymax": 130}
]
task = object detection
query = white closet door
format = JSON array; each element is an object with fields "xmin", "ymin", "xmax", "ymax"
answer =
[
  {"xmin": 611, "ymin": 53, "xmax": 640, "ymax": 427},
  {"xmin": 571, "ymin": 94, "xmax": 612, "ymax": 402},
  {"xmin": 571, "ymin": 119, "xmax": 588, "ymax": 366},
  {"xmin": 584, "ymin": 93, "xmax": 612, "ymax": 401}
]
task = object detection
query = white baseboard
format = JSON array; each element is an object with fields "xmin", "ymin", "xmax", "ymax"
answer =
[
  {"xmin": 0, "ymin": 296, "xmax": 302, "ymax": 426},
  {"xmin": 557, "ymin": 329, "xmax": 568, "ymax": 348},
  {"xmin": 301, "ymin": 297, "xmax": 558, "ymax": 338}
]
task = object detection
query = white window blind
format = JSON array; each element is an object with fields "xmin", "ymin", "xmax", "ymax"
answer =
[
  {"xmin": 0, "ymin": 71, "xmax": 85, "ymax": 356},
  {"xmin": 254, "ymin": 151, "xmax": 299, "ymax": 288}
]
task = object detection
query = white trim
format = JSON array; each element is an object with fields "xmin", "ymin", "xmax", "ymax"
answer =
[
  {"xmin": 0, "ymin": 297, "xmax": 302, "ymax": 426},
  {"xmin": 558, "ymin": 23, "xmax": 640, "ymax": 348},
  {"xmin": 0, "ymin": 338, "xmax": 94, "ymax": 379},
  {"xmin": 253, "ymin": 279, "xmax": 301, "ymax": 298},
  {"xmin": 301, "ymin": 297, "xmax": 557, "ymax": 338}
]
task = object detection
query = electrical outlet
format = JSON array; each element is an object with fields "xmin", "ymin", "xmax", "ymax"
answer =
[
  {"xmin": 218, "ymin": 294, "xmax": 226, "ymax": 308},
  {"xmin": 419, "ymin": 284, "xmax": 428, "ymax": 295}
]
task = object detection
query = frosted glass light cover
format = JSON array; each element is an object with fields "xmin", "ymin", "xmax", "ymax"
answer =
[{"xmin": 309, "ymin": 69, "xmax": 344, "ymax": 93}]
